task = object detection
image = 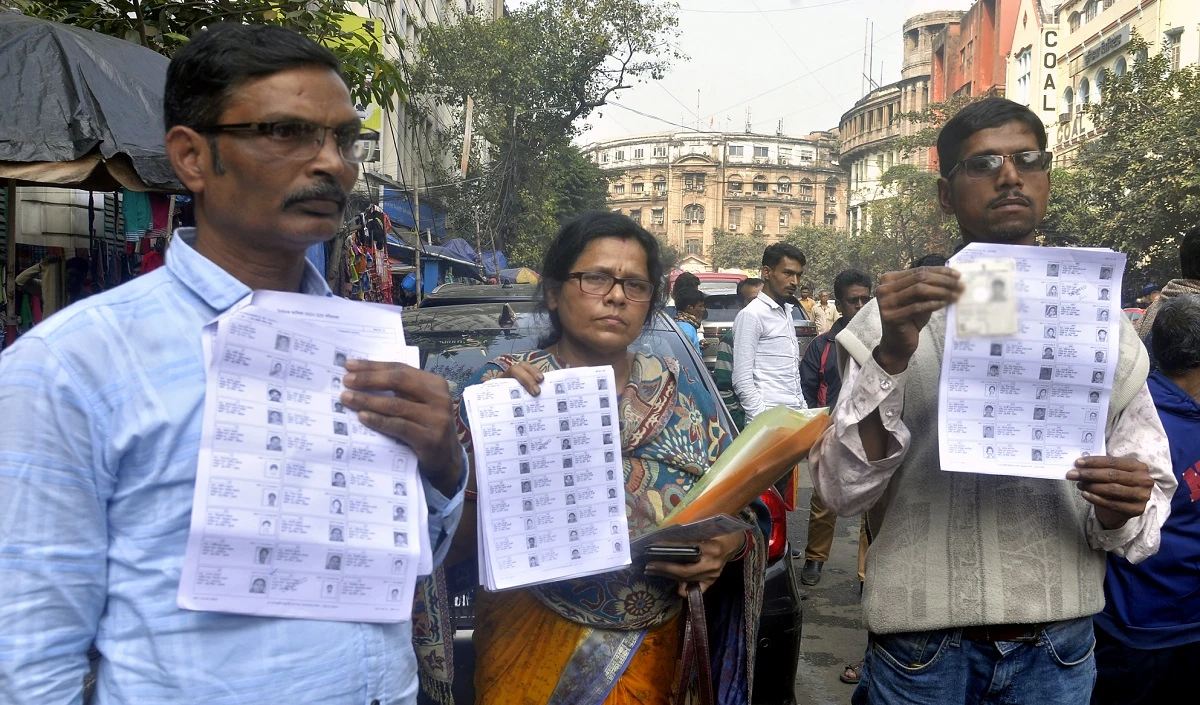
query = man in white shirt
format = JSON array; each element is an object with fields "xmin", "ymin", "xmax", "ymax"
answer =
[
  {"xmin": 732, "ymin": 243, "xmax": 808, "ymax": 422},
  {"xmin": 811, "ymin": 289, "xmax": 840, "ymax": 334}
]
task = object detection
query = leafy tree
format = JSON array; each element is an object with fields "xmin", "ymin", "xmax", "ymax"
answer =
[
  {"xmin": 1071, "ymin": 36, "xmax": 1200, "ymax": 297},
  {"xmin": 409, "ymin": 0, "xmax": 681, "ymax": 257},
  {"xmin": 785, "ymin": 223, "xmax": 883, "ymax": 293},
  {"xmin": 710, "ymin": 230, "xmax": 768, "ymax": 271},
  {"xmin": 860, "ymin": 165, "xmax": 957, "ymax": 272},
  {"xmin": 13, "ymin": 0, "xmax": 406, "ymax": 111}
]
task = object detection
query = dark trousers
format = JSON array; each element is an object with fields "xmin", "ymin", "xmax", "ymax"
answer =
[{"xmin": 1092, "ymin": 620, "xmax": 1200, "ymax": 705}]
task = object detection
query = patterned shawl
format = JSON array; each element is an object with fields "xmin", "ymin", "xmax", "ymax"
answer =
[{"xmin": 416, "ymin": 349, "xmax": 765, "ymax": 704}]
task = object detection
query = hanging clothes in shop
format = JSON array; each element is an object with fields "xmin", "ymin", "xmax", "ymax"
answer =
[{"xmin": 122, "ymin": 189, "xmax": 153, "ymax": 240}]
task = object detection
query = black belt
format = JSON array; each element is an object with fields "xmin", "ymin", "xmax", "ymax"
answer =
[{"xmin": 959, "ymin": 623, "xmax": 1048, "ymax": 643}]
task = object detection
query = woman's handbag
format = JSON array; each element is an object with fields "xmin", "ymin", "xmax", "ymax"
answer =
[{"xmin": 671, "ymin": 582, "xmax": 714, "ymax": 705}]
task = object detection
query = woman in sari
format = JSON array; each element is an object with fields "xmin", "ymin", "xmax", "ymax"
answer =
[{"xmin": 449, "ymin": 211, "xmax": 767, "ymax": 704}]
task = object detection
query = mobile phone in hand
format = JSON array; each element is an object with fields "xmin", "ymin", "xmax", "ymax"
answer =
[{"xmin": 642, "ymin": 544, "xmax": 702, "ymax": 564}]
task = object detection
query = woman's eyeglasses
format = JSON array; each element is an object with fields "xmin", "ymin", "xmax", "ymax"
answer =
[
  {"xmin": 948, "ymin": 150, "xmax": 1052, "ymax": 179},
  {"xmin": 568, "ymin": 272, "xmax": 655, "ymax": 302}
]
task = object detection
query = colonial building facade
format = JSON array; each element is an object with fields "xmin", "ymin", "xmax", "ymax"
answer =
[
  {"xmin": 839, "ymin": 10, "xmax": 964, "ymax": 234},
  {"xmin": 583, "ymin": 132, "xmax": 847, "ymax": 270}
]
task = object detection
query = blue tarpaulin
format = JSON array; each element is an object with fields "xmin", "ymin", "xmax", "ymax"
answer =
[
  {"xmin": 441, "ymin": 238, "xmax": 477, "ymax": 265},
  {"xmin": 479, "ymin": 251, "xmax": 508, "ymax": 276},
  {"xmin": 380, "ymin": 186, "xmax": 447, "ymax": 240}
]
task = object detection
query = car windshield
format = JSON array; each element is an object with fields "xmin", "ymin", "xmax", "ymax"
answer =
[{"xmin": 403, "ymin": 306, "xmax": 732, "ymax": 437}]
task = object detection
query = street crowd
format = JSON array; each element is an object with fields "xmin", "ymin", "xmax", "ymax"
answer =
[{"xmin": 1, "ymin": 23, "xmax": 1197, "ymax": 705}]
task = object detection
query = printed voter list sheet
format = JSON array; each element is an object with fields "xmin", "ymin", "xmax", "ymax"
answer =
[
  {"xmin": 179, "ymin": 296, "xmax": 426, "ymax": 622},
  {"xmin": 462, "ymin": 366, "xmax": 630, "ymax": 590},
  {"xmin": 940, "ymin": 243, "xmax": 1125, "ymax": 479}
]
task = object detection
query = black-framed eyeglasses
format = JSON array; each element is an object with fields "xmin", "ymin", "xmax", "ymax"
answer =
[
  {"xmin": 948, "ymin": 150, "xmax": 1053, "ymax": 179},
  {"xmin": 194, "ymin": 121, "xmax": 374, "ymax": 163},
  {"xmin": 568, "ymin": 271, "xmax": 655, "ymax": 302}
]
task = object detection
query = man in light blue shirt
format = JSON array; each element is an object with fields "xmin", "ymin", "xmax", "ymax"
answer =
[{"xmin": 0, "ymin": 24, "xmax": 466, "ymax": 705}]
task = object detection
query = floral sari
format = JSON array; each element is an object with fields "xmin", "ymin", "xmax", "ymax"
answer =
[{"xmin": 459, "ymin": 349, "xmax": 766, "ymax": 705}]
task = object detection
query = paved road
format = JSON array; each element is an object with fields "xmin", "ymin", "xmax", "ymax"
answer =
[{"xmin": 787, "ymin": 465, "xmax": 868, "ymax": 705}]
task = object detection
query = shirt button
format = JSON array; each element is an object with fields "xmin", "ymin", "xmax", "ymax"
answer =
[{"xmin": 880, "ymin": 379, "xmax": 893, "ymax": 391}]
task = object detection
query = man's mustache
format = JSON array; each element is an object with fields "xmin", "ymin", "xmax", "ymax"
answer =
[
  {"xmin": 987, "ymin": 191, "xmax": 1032, "ymax": 209},
  {"xmin": 283, "ymin": 181, "xmax": 348, "ymax": 209}
]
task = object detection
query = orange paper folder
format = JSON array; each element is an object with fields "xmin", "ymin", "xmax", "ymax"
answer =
[{"xmin": 663, "ymin": 405, "xmax": 830, "ymax": 526}]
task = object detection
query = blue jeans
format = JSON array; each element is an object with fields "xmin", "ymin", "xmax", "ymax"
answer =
[{"xmin": 851, "ymin": 617, "xmax": 1097, "ymax": 705}]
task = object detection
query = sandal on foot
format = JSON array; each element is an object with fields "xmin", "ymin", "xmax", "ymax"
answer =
[{"xmin": 839, "ymin": 662, "xmax": 862, "ymax": 685}]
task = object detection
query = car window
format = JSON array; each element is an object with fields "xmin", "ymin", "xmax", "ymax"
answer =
[{"xmin": 404, "ymin": 310, "xmax": 733, "ymax": 438}]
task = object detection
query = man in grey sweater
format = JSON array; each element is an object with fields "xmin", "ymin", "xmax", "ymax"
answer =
[{"xmin": 810, "ymin": 98, "xmax": 1175, "ymax": 704}]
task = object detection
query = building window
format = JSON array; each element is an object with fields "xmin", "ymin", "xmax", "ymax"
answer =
[
  {"xmin": 1114, "ymin": 56, "xmax": 1127, "ymax": 76},
  {"xmin": 612, "ymin": 183, "xmax": 625, "ymax": 195},
  {"xmin": 633, "ymin": 148, "xmax": 644, "ymax": 160},
  {"xmin": 753, "ymin": 176, "xmax": 767, "ymax": 193},
  {"xmin": 727, "ymin": 145, "xmax": 744, "ymax": 157},
  {"xmin": 1062, "ymin": 86, "xmax": 1074, "ymax": 115},
  {"xmin": 778, "ymin": 147, "xmax": 791, "ymax": 164},
  {"xmin": 651, "ymin": 208, "xmax": 664, "ymax": 226},
  {"xmin": 684, "ymin": 173, "xmax": 705, "ymax": 191},
  {"xmin": 800, "ymin": 150, "xmax": 813, "ymax": 162},
  {"xmin": 600, "ymin": 152, "xmax": 608, "ymax": 164},
  {"xmin": 1068, "ymin": 12, "xmax": 1080, "ymax": 33},
  {"xmin": 802, "ymin": 209, "xmax": 814, "ymax": 224},
  {"xmin": 777, "ymin": 177, "xmax": 791, "ymax": 194},
  {"xmin": 653, "ymin": 145, "xmax": 667, "ymax": 158},
  {"xmin": 685, "ymin": 239, "xmax": 702, "ymax": 256},
  {"xmin": 1084, "ymin": 1, "xmax": 1097, "ymax": 24},
  {"xmin": 632, "ymin": 181, "xmax": 644, "ymax": 194},
  {"xmin": 1166, "ymin": 29, "xmax": 1184, "ymax": 71},
  {"xmin": 1094, "ymin": 70, "xmax": 1106, "ymax": 102},
  {"xmin": 629, "ymin": 209, "xmax": 642, "ymax": 225},
  {"xmin": 1078, "ymin": 77, "xmax": 1090, "ymax": 106},
  {"xmin": 653, "ymin": 176, "xmax": 667, "ymax": 195},
  {"xmin": 728, "ymin": 175, "xmax": 743, "ymax": 192},
  {"xmin": 1015, "ymin": 48, "xmax": 1032, "ymax": 105},
  {"xmin": 825, "ymin": 178, "xmax": 839, "ymax": 203},
  {"xmin": 753, "ymin": 146, "xmax": 769, "ymax": 159},
  {"xmin": 753, "ymin": 207, "xmax": 766, "ymax": 231},
  {"xmin": 684, "ymin": 204, "xmax": 705, "ymax": 223},
  {"xmin": 614, "ymin": 150, "xmax": 625, "ymax": 161},
  {"xmin": 824, "ymin": 213, "xmax": 837, "ymax": 226},
  {"xmin": 799, "ymin": 179, "xmax": 814, "ymax": 199},
  {"xmin": 728, "ymin": 207, "xmax": 742, "ymax": 230},
  {"xmin": 965, "ymin": 40, "xmax": 974, "ymax": 69},
  {"xmin": 779, "ymin": 208, "xmax": 791, "ymax": 228}
]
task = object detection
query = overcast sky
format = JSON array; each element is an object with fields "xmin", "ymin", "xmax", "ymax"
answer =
[{"xmin": 512, "ymin": 0, "xmax": 978, "ymax": 145}]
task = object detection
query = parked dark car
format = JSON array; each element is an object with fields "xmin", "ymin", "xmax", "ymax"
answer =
[{"xmin": 405, "ymin": 288, "xmax": 802, "ymax": 705}]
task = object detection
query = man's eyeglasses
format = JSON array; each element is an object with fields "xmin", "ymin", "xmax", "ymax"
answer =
[
  {"xmin": 843, "ymin": 296, "xmax": 873, "ymax": 306},
  {"xmin": 195, "ymin": 121, "xmax": 374, "ymax": 163},
  {"xmin": 948, "ymin": 150, "xmax": 1052, "ymax": 179},
  {"xmin": 568, "ymin": 271, "xmax": 655, "ymax": 302}
]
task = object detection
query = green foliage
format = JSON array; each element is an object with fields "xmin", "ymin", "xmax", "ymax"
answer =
[
  {"xmin": 785, "ymin": 224, "xmax": 880, "ymax": 292},
  {"xmin": 409, "ymin": 0, "xmax": 681, "ymax": 258},
  {"xmin": 1068, "ymin": 36, "xmax": 1200, "ymax": 295},
  {"xmin": 860, "ymin": 165, "xmax": 957, "ymax": 273},
  {"xmin": 710, "ymin": 230, "xmax": 768, "ymax": 271},
  {"xmin": 14, "ymin": 0, "xmax": 406, "ymax": 111}
]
